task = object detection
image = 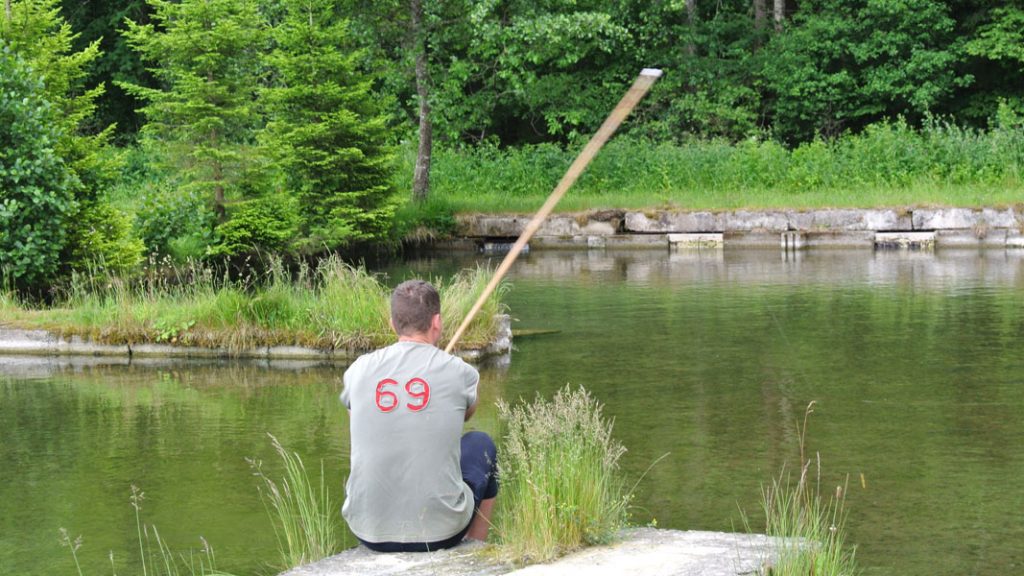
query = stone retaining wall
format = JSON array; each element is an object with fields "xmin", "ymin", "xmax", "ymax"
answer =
[{"xmin": 449, "ymin": 207, "xmax": 1024, "ymax": 250}]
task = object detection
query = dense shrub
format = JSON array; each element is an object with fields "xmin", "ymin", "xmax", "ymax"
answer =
[
  {"xmin": 0, "ymin": 46, "xmax": 77, "ymax": 289},
  {"xmin": 63, "ymin": 201, "xmax": 146, "ymax": 275}
]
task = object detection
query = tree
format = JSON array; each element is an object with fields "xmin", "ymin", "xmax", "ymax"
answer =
[
  {"xmin": 338, "ymin": 0, "xmax": 440, "ymax": 201},
  {"xmin": 960, "ymin": 5, "xmax": 1024, "ymax": 122},
  {"xmin": 754, "ymin": 0, "xmax": 767, "ymax": 33},
  {"xmin": 773, "ymin": 0, "xmax": 784, "ymax": 30},
  {"xmin": 2, "ymin": 0, "xmax": 141, "ymax": 277},
  {"xmin": 260, "ymin": 0, "xmax": 397, "ymax": 251},
  {"xmin": 762, "ymin": 0, "xmax": 967, "ymax": 141},
  {"xmin": 0, "ymin": 45, "xmax": 76, "ymax": 289},
  {"xmin": 434, "ymin": 0, "xmax": 631, "ymax": 143},
  {"xmin": 121, "ymin": 0, "xmax": 265, "ymax": 222},
  {"xmin": 59, "ymin": 0, "xmax": 155, "ymax": 139},
  {"xmin": 627, "ymin": 0, "xmax": 765, "ymax": 141},
  {"xmin": 409, "ymin": 0, "xmax": 431, "ymax": 201}
]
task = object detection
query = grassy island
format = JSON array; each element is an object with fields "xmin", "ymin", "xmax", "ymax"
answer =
[{"xmin": 0, "ymin": 258, "xmax": 505, "ymax": 353}]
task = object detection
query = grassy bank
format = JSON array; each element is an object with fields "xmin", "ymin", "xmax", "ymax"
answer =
[
  {"xmin": 0, "ymin": 257, "xmax": 505, "ymax": 352},
  {"xmin": 396, "ymin": 117, "xmax": 1024, "ymax": 229}
]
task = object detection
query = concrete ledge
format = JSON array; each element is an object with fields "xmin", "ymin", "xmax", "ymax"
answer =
[
  {"xmin": 0, "ymin": 329, "xmax": 130, "ymax": 356},
  {"xmin": 875, "ymin": 231, "xmax": 936, "ymax": 250},
  {"xmin": 0, "ymin": 315, "xmax": 512, "ymax": 365},
  {"xmin": 668, "ymin": 233, "xmax": 724, "ymax": 249},
  {"xmin": 279, "ymin": 528, "xmax": 782, "ymax": 576}
]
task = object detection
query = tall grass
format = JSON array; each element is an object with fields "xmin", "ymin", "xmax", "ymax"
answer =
[
  {"xmin": 747, "ymin": 402, "xmax": 858, "ymax": 576},
  {"xmin": 494, "ymin": 385, "xmax": 629, "ymax": 563},
  {"xmin": 248, "ymin": 434, "xmax": 341, "ymax": 570},
  {"xmin": 2, "ymin": 256, "xmax": 506, "ymax": 352},
  {"xmin": 395, "ymin": 113, "xmax": 1024, "ymax": 221}
]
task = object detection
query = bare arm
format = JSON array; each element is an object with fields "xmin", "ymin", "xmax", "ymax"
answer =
[{"xmin": 465, "ymin": 399, "xmax": 477, "ymax": 422}]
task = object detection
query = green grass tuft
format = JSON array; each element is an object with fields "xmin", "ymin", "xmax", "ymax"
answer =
[
  {"xmin": 249, "ymin": 434, "xmax": 342, "ymax": 570},
  {"xmin": 494, "ymin": 385, "xmax": 629, "ymax": 563},
  {"xmin": 745, "ymin": 402, "xmax": 859, "ymax": 576}
]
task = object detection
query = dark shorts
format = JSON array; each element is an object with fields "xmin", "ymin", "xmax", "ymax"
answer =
[{"xmin": 358, "ymin": 431, "xmax": 499, "ymax": 553}]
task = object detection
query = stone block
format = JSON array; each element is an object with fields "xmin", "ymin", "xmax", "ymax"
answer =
[
  {"xmin": 579, "ymin": 220, "xmax": 617, "ymax": 236},
  {"xmin": 803, "ymin": 230, "xmax": 876, "ymax": 248},
  {"xmin": 604, "ymin": 234, "xmax": 672, "ymax": 248},
  {"xmin": 455, "ymin": 215, "xmax": 526, "ymax": 237},
  {"xmin": 862, "ymin": 209, "xmax": 911, "ymax": 231},
  {"xmin": 981, "ymin": 207, "xmax": 1021, "ymax": 229},
  {"xmin": 935, "ymin": 229, "xmax": 1007, "ymax": 247},
  {"xmin": 623, "ymin": 211, "xmax": 722, "ymax": 233},
  {"xmin": 912, "ymin": 208, "xmax": 978, "ymax": 230},
  {"xmin": 722, "ymin": 210, "xmax": 789, "ymax": 231},
  {"xmin": 537, "ymin": 216, "xmax": 578, "ymax": 236},
  {"xmin": 781, "ymin": 231, "xmax": 806, "ymax": 250},
  {"xmin": 786, "ymin": 209, "xmax": 910, "ymax": 231}
]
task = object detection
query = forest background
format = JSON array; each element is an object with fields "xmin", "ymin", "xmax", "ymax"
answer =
[{"xmin": 1, "ymin": 0, "xmax": 1023, "ymax": 293}]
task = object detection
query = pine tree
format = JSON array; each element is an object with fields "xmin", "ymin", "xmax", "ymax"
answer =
[
  {"xmin": 121, "ymin": 0, "xmax": 265, "ymax": 222},
  {"xmin": 262, "ymin": 0, "xmax": 396, "ymax": 250}
]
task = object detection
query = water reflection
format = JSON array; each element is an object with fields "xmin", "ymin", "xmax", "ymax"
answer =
[{"xmin": 500, "ymin": 247, "xmax": 1024, "ymax": 289}]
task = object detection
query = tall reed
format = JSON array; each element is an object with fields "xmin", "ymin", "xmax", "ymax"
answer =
[
  {"xmin": 495, "ymin": 385, "xmax": 629, "ymax": 563},
  {"xmin": 749, "ymin": 402, "xmax": 858, "ymax": 576},
  {"xmin": 249, "ymin": 434, "xmax": 341, "ymax": 570}
]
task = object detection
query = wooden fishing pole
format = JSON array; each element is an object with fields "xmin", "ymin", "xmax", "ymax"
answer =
[{"xmin": 445, "ymin": 68, "xmax": 663, "ymax": 353}]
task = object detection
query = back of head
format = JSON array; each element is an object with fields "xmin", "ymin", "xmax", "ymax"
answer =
[{"xmin": 391, "ymin": 280, "xmax": 441, "ymax": 336}]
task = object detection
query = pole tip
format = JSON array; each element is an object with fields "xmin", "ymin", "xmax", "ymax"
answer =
[{"xmin": 640, "ymin": 68, "xmax": 664, "ymax": 78}]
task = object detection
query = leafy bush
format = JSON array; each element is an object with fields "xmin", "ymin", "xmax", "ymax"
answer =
[{"xmin": 0, "ymin": 45, "xmax": 77, "ymax": 289}]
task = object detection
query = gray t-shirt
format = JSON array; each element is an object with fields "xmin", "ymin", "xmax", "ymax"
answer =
[{"xmin": 340, "ymin": 341, "xmax": 479, "ymax": 544}]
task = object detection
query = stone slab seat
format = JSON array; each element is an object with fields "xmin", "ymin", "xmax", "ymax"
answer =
[{"xmin": 278, "ymin": 528, "xmax": 782, "ymax": 576}]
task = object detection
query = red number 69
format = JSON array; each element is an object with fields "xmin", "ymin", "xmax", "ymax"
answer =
[{"xmin": 375, "ymin": 378, "xmax": 431, "ymax": 412}]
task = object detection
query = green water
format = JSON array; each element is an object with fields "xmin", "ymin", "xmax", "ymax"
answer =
[{"xmin": 3, "ymin": 249, "xmax": 1024, "ymax": 575}]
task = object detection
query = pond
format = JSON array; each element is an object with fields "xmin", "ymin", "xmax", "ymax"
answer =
[{"xmin": 2, "ymin": 248, "xmax": 1023, "ymax": 575}]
